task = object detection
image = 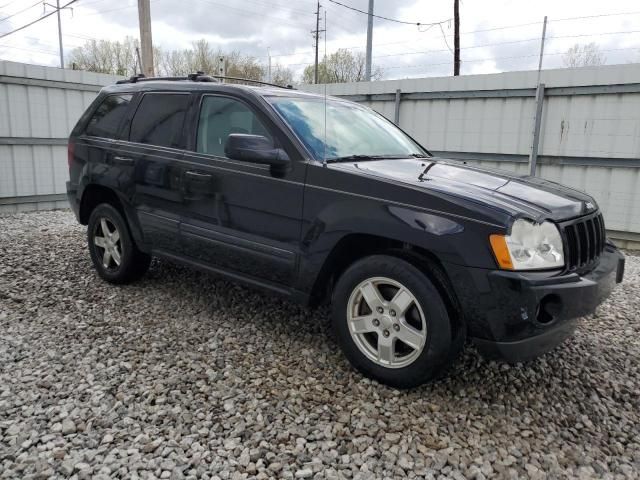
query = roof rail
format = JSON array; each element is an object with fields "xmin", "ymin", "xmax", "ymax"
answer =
[
  {"xmin": 115, "ymin": 71, "xmax": 295, "ymax": 89},
  {"xmin": 115, "ymin": 72, "xmax": 216, "ymax": 84},
  {"xmin": 207, "ymin": 74, "xmax": 295, "ymax": 90}
]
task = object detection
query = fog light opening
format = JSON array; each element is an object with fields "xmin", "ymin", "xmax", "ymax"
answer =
[{"xmin": 537, "ymin": 294, "xmax": 563, "ymax": 325}]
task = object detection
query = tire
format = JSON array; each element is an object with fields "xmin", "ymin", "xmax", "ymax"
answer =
[
  {"xmin": 87, "ymin": 203, "xmax": 151, "ymax": 284},
  {"xmin": 331, "ymin": 254, "xmax": 462, "ymax": 388}
]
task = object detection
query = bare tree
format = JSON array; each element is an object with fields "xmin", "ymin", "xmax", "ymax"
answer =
[
  {"xmin": 68, "ymin": 37, "xmax": 284, "ymax": 84},
  {"xmin": 158, "ymin": 48, "xmax": 190, "ymax": 76},
  {"xmin": 67, "ymin": 37, "xmax": 139, "ymax": 75},
  {"xmin": 225, "ymin": 51, "xmax": 265, "ymax": 81},
  {"xmin": 302, "ymin": 49, "xmax": 383, "ymax": 83},
  {"xmin": 270, "ymin": 63, "xmax": 294, "ymax": 86},
  {"xmin": 562, "ymin": 43, "xmax": 606, "ymax": 68}
]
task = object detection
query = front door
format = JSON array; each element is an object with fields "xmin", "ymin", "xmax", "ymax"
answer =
[{"xmin": 179, "ymin": 93, "xmax": 306, "ymax": 287}]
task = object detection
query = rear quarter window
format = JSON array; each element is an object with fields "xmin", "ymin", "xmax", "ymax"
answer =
[
  {"xmin": 84, "ymin": 94, "xmax": 132, "ymax": 139},
  {"xmin": 129, "ymin": 93, "xmax": 190, "ymax": 148}
]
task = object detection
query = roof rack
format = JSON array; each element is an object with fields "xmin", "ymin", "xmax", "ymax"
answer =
[{"xmin": 115, "ymin": 71, "xmax": 295, "ymax": 89}]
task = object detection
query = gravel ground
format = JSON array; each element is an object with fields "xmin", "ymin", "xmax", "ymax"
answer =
[{"xmin": 1, "ymin": 210, "xmax": 639, "ymax": 480}]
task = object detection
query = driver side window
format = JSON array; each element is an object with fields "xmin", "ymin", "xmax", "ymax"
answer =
[{"xmin": 196, "ymin": 96, "xmax": 272, "ymax": 157}]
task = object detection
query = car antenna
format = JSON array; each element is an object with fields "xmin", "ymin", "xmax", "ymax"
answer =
[{"xmin": 322, "ymin": 9, "xmax": 328, "ymax": 167}]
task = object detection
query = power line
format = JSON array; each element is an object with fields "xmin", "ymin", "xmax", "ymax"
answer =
[
  {"xmin": 0, "ymin": 0, "xmax": 79, "ymax": 39},
  {"xmin": 371, "ymin": 29, "xmax": 640, "ymax": 60},
  {"xmin": 549, "ymin": 11, "xmax": 640, "ymax": 23},
  {"xmin": 240, "ymin": 0, "xmax": 314, "ymax": 17},
  {"xmin": 260, "ymin": 25, "xmax": 640, "ymax": 62},
  {"xmin": 548, "ymin": 29, "xmax": 640, "ymax": 40},
  {"xmin": 384, "ymin": 46, "xmax": 640, "ymax": 70},
  {"xmin": 0, "ymin": 0, "xmax": 41, "ymax": 23},
  {"xmin": 0, "ymin": 0, "xmax": 21, "ymax": 9},
  {"xmin": 78, "ymin": 1, "xmax": 151, "ymax": 16},
  {"xmin": 327, "ymin": 0, "xmax": 450, "ymax": 27},
  {"xmin": 0, "ymin": 42, "xmax": 59, "ymax": 55},
  {"xmin": 372, "ymin": 37, "xmax": 540, "ymax": 59},
  {"xmin": 194, "ymin": 0, "xmax": 308, "ymax": 30}
]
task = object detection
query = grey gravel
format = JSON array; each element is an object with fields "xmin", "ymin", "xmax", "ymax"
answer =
[{"xmin": 1, "ymin": 210, "xmax": 639, "ymax": 479}]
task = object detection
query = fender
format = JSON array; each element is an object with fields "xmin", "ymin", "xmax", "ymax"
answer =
[
  {"xmin": 296, "ymin": 194, "xmax": 503, "ymax": 296},
  {"xmin": 76, "ymin": 178, "xmax": 148, "ymax": 252}
]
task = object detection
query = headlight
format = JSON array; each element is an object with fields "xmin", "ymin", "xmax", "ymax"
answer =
[{"xmin": 490, "ymin": 219, "xmax": 564, "ymax": 270}]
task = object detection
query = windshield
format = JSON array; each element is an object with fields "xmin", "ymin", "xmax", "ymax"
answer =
[{"xmin": 267, "ymin": 96, "xmax": 427, "ymax": 161}]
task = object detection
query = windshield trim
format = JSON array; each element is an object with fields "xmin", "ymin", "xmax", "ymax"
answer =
[{"xmin": 264, "ymin": 95, "xmax": 430, "ymax": 163}]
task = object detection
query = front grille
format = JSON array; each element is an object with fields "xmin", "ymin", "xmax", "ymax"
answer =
[{"xmin": 561, "ymin": 212, "xmax": 606, "ymax": 271}]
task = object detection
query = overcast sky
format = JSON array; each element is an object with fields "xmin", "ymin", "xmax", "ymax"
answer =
[{"xmin": 1, "ymin": 0, "xmax": 639, "ymax": 80}]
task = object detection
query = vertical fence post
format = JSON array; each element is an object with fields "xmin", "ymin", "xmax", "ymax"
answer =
[
  {"xmin": 529, "ymin": 83, "xmax": 545, "ymax": 176},
  {"xmin": 529, "ymin": 15, "xmax": 548, "ymax": 176},
  {"xmin": 394, "ymin": 88, "xmax": 401, "ymax": 125}
]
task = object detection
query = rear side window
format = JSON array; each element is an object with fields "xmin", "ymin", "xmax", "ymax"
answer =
[
  {"xmin": 130, "ymin": 93, "xmax": 190, "ymax": 148},
  {"xmin": 197, "ymin": 96, "xmax": 272, "ymax": 157},
  {"xmin": 85, "ymin": 94, "xmax": 132, "ymax": 139}
]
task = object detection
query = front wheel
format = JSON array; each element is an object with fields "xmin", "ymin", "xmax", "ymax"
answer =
[
  {"xmin": 331, "ymin": 255, "xmax": 461, "ymax": 388},
  {"xmin": 87, "ymin": 203, "xmax": 151, "ymax": 284}
]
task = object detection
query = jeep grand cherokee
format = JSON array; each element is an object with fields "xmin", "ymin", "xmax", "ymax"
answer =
[{"xmin": 66, "ymin": 74, "xmax": 625, "ymax": 388}]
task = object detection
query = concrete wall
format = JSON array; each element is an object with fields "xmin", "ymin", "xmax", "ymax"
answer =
[
  {"xmin": 0, "ymin": 61, "xmax": 122, "ymax": 213},
  {"xmin": 301, "ymin": 64, "xmax": 640, "ymax": 248}
]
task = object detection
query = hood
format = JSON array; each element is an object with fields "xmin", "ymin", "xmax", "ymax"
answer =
[{"xmin": 331, "ymin": 157, "xmax": 597, "ymax": 222}]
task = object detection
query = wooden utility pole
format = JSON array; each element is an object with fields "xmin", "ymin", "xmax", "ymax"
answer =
[
  {"xmin": 453, "ymin": 0, "xmax": 460, "ymax": 76},
  {"xmin": 137, "ymin": 0, "xmax": 154, "ymax": 77}
]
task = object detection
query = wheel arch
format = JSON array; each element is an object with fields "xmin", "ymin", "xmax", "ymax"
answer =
[
  {"xmin": 79, "ymin": 183, "xmax": 147, "ymax": 251},
  {"xmin": 308, "ymin": 233, "xmax": 464, "ymax": 336},
  {"xmin": 79, "ymin": 184, "xmax": 124, "ymax": 225}
]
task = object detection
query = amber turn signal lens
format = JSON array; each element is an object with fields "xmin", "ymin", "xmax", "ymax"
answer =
[{"xmin": 490, "ymin": 234, "xmax": 514, "ymax": 270}]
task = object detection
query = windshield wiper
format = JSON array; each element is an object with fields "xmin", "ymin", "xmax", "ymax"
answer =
[
  {"xmin": 325, "ymin": 154, "xmax": 408, "ymax": 163},
  {"xmin": 410, "ymin": 153, "xmax": 431, "ymax": 158}
]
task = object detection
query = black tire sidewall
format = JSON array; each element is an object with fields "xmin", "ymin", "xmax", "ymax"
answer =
[
  {"xmin": 332, "ymin": 255, "xmax": 454, "ymax": 388},
  {"xmin": 87, "ymin": 204, "xmax": 137, "ymax": 283}
]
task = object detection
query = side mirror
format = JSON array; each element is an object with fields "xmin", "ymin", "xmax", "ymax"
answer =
[{"xmin": 224, "ymin": 134, "xmax": 290, "ymax": 171}]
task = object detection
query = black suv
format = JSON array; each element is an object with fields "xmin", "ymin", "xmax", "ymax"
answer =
[{"xmin": 67, "ymin": 74, "xmax": 625, "ymax": 388}]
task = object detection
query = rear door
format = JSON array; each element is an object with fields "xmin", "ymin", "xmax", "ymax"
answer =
[
  {"xmin": 178, "ymin": 93, "xmax": 306, "ymax": 287},
  {"xmin": 120, "ymin": 92, "xmax": 192, "ymax": 253}
]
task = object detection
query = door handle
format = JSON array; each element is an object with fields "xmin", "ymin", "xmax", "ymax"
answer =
[
  {"xmin": 113, "ymin": 155, "xmax": 134, "ymax": 165},
  {"xmin": 185, "ymin": 171, "xmax": 213, "ymax": 180}
]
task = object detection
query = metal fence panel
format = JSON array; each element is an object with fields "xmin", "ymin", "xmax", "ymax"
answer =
[
  {"xmin": 301, "ymin": 64, "xmax": 640, "ymax": 247},
  {"xmin": 1, "ymin": 61, "xmax": 639, "ymax": 247},
  {"xmin": 0, "ymin": 61, "xmax": 121, "ymax": 213}
]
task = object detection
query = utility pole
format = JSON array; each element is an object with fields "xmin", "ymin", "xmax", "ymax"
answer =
[
  {"xmin": 267, "ymin": 47, "xmax": 272, "ymax": 83},
  {"xmin": 56, "ymin": 0, "xmax": 63, "ymax": 68},
  {"xmin": 536, "ymin": 16, "xmax": 548, "ymax": 84},
  {"xmin": 44, "ymin": 1, "xmax": 70, "ymax": 68},
  {"xmin": 137, "ymin": 0, "xmax": 154, "ymax": 77},
  {"xmin": 453, "ymin": 0, "xmax": 460, "ymax": 76},
  {"xmin": 365, "ymin": 0, "xmax": 374, "ymax": 81},
  {"xmin": 313, "ymin": 1, "xmax": 321, "ymax": 84}
]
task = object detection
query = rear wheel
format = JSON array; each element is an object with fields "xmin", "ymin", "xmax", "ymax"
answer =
[
  {"xmin": 332, "ymin": 255, "xmax": 461, "ymax": 388},
  {"xmin": 87, "ymin": 203, "xmax": 150, "ymax": 284}
]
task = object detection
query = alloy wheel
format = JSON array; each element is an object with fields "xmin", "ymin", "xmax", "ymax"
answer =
[
  {"xmin": 93, "ymin": 217, "xmax": 122, "ymax": 270},
  {"xmin": 346, "ymin": 276, "xmax": 427, "ymax": 368}
]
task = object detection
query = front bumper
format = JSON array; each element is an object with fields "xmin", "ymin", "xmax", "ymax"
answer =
[{"xmin": 445, "ymin": 244, "xmax": 625, "ymax": 363}]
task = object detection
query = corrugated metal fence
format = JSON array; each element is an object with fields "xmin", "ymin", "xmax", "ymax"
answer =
[
  {"xmin": 1, "ymin": 61, "xmax": 639, "ymax": 247},
  {"xmin": 0, "ymin": 61, "xmax": 121, "ymax": 213},
  {"xmin": 302, "ymin": 64, "xmax": 640, "ymax": 248}
]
